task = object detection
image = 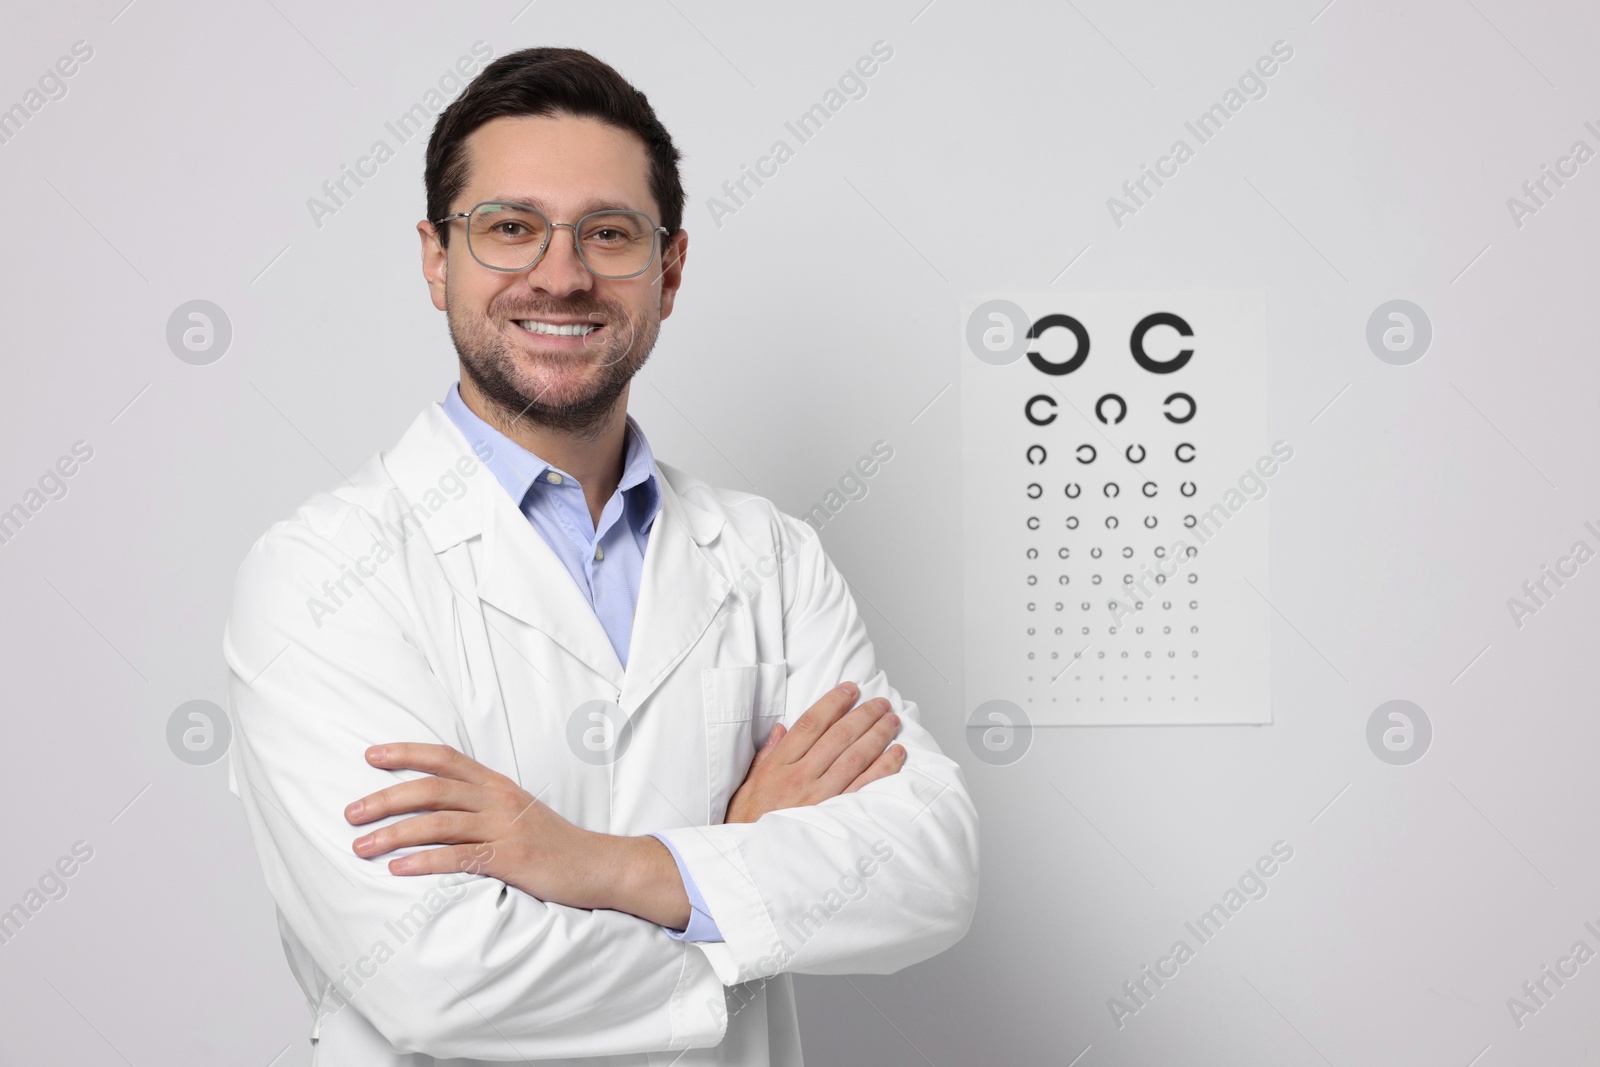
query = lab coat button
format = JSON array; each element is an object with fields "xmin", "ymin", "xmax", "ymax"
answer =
[{"xmin": 546, "ymin": 471, "xmax": 563, "ymax": 484}]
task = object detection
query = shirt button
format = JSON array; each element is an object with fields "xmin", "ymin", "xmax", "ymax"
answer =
[
  {"xmin": 545, "ymin": 471, "xmax": 563, "ymax": 484},
  {"xmin": 594, "ymin": 545, "xmax": 604, "ymax": 561}
]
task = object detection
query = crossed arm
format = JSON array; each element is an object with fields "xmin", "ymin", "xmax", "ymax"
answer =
[
  {"xmin": 344, "ymin": 681, "xmax": 908, "ymax": 930},
  {"xmin": 227, "ymin": 508, "xmax": 977, "ymax": 1057}
]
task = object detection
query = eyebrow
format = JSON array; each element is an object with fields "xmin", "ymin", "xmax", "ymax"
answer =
[{"xmin": 480, "ymin": 195, "xmax": 646, "ymax": 217}]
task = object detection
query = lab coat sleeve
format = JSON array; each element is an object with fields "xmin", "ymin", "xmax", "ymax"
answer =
[
  {"xmin": 653, "ymin": 513, "xmax": 980, "ymax": 985},
  {"xmin": 223, "ymin": 510, "xmax": 730, "ymax": 1060},
  {"xmin": 649, "ymin": 832, "xmax": 725, "ymax": 942}
]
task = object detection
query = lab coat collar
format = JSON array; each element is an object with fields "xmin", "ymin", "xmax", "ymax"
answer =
[{"xmin": 381, "ymin": 400, "xmax": 731, "ymax": 703}]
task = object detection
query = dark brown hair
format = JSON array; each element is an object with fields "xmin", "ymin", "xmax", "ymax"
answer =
[{"xmin": 424, "ymin": 47, "xmax": 685, "ymax": 246}]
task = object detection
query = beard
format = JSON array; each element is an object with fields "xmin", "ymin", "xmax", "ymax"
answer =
[{"xmin": 446, "ymin": 284, "xmax": 660, "ymax": 439}]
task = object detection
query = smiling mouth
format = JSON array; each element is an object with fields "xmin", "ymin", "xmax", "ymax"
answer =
[{"xmin": 512, "ymin": 319, "xmax": 603, "ymax": 337}]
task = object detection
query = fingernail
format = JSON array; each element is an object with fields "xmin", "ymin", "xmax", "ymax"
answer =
[
  {"xmin": 353, "ymin": 834, "xmax": 373, "ymax": 852},
  {"xmin": 838, "ymin": 681, "xmax": 856, "ymax": 696},
  {"xmin": 367, "ymin": 746, "xmax": 387, "ymax": 762},
  {"xmin": 886, "ymin": 713, "xmax": 900, "ymax": 728},
  {"xmin": 345, "ymin": 801, "xmax": 363, "ymax": 819}
]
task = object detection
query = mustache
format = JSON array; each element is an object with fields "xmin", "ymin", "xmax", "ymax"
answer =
[{"xmin": 495, "ymin": 298, "xmax": 617, "ymax": 321}]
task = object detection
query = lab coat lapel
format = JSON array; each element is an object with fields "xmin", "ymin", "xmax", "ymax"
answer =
[
  {"xmin": 385, "ymin": 405, "xmax": 733, "ymax": 705},
  {"xmin": 384, "ymin": 403, "xmax": 625, "ymax": 688},
  {"xmin": 476, "ymin": 480, "xmax": 627, "ymax": 688},
  {"xmin": 618, "ymin": 460, "xmax": 732, "ymax": 713}
]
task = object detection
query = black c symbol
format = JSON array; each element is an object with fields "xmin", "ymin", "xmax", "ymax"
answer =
[
  {"xmin": 1026, "ymin": 445, "xmax": 1047, "ymax": 466},
  {"xmin": 1076, "ymin": 444, "xmax": 1097, "ymax": 464},
  {"xmin": 1027, "ymin": 314, "xmax": 1090, "ymax": 375},
  {"xmin": 1095, "ymin": 393, "xmax": 1126, "ymax": 425},
  {"xmin": 1131, "ymin": 312, "xmax": 1194, "ymax": 373},
  {"xmin": 1026, "ymin": 483, "xmax": 1042, "ymax": 499},
  {"xmin": 1025, "ymin": 395, "xmax": 1057, "ymax": 425},
  {"xmin": 1163, "ymin": 392, "xmax": 1196, "ymax": 423},
  {"xmin": 1142, "ymin": 481, "xmax": 1157, "ymax": 497},
  {"xmin": 1175, "ymin": 443, "xmax": 1195, "ymax": 463}
]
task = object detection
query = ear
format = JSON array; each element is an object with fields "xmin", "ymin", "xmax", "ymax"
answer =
[
  {"xmin": 419, "ymin": 219, "xmax": 449, "ymax": 312},
  {"xmin": 657, "ymin": 229, "xmax": 689, "ymax": 320}
]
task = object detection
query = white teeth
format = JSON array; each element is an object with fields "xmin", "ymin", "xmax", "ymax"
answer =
[{"xmin": 514, "ymin": 320, "xmax": 600, "ymax": 336}]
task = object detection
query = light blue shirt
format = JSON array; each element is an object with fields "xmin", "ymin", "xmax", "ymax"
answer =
[{"xmin": 442, "ymin": 382, "xmax": 723, "ymax": 943}]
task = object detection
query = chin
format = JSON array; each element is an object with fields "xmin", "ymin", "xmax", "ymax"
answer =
[{"xmin": 512, "ymin": 366, "xmax": 606, "ymax": 408}]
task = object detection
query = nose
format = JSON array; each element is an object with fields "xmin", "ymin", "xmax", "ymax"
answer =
[{"xmin": 522, "ymin": 224, "xmax": 593, "ymax": 297}]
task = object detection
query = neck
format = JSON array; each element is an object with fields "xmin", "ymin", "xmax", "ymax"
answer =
[{"xmin": 458, "ymin": 374, "xmax": 631, "ymax": 529}]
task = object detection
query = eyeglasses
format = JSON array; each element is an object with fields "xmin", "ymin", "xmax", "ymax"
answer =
[{"xmin": 432, "ymin": 201, "xmax": 670, "ymax": 279}]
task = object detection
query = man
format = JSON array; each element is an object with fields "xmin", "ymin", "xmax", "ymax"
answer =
[{"xmin": 225, "ymin": 46, "xmax": 978, "ymax": 1066}]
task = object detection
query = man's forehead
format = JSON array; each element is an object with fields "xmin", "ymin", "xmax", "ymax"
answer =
[
  {"xmin": 476, "ymin": 194, "xmax": 647, "ymax": 215},
  {"xmin": 461, "ymin": 114, "xmax": 654, "ymax": 211}
]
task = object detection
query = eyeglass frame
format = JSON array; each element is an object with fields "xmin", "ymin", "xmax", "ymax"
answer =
[{"xmin": 431, "ymin": 200, "xmax": 672, "ymax": 280}]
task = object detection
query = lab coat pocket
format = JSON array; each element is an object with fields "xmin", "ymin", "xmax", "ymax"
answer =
[{"xmin": 703, "ymin": 662, "xmax": 787, "ymax": 823}]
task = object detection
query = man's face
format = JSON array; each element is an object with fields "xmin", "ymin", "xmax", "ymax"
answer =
[{"xmin": 420, "ymin": 113, "xmax": 687, "ymax": 434}]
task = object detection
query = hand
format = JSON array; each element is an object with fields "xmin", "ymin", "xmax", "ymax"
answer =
[
  {"xmin": 345, "ymin": 743, "xmax": 632, "ymax": 915},
  {"xmin": 725, "ymin": 681, "xmax": 906, "ymax": 824}
]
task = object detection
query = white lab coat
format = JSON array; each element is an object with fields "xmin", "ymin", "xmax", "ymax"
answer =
[{"xmin": 224, "ymin": 400, "xmax": 979, "ymax": 1066}]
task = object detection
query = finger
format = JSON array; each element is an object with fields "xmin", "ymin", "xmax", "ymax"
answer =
[
  {"xmin": 365, "ymin": 742, "xmax": 503, "ymax": 786},
  {"xmin": 749, "ymin": 722, "xmax": 787, "ymax": 770},
  {"xmin": 799, "ymin": 697, "xmax": 892, "ymax": 776},
  {"xmin": 346, "ymin": 775, "xmax": 488, "ymax": 825},
  {"xmin": 815, "ymin": 709, "xmax": 900, "ymax": 796},
  {"xmin": 353, "ymin": 811, "xmax": 480, "ymax": 859},
  {"xmin": 388, "ymin": 843, "xmax": 500, "ymax": 878},
  {"xmin": 842, "ymin": 743, "xmax": 907, "ymax": 794},
  {"xmin": 774, "ymin": 682, "xmax": 861, "ymax": 763}
]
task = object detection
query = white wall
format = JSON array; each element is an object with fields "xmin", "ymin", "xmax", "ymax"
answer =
[{"xmin": 2, "ymin": 1, "xmax": 1596, "ymax": 1063}]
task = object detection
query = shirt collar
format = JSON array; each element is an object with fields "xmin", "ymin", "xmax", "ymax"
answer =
[{"xmin": 441, "ymin": 381, "xmax": 661, "ymax": 532}]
